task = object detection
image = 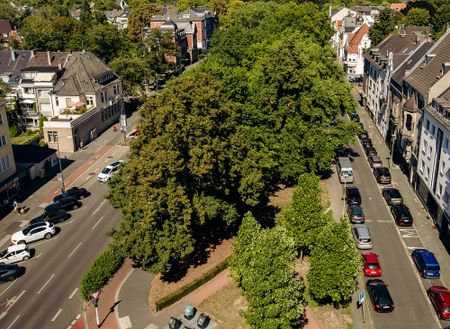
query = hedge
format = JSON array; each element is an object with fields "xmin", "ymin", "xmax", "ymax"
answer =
[
  {"xmin": 80, "ymin": 246, "xmax": 124, "ymax": 301},
  {"xmin": 155, "ymin": 258, "xmax": 229, "ymax": 311}
]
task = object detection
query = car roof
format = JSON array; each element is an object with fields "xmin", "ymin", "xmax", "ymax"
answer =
[
  {"xmin": 7, "ymin": 244, "xmax": 27, "ymax": 252},
  {"xmin": 28, "ymin": 222, "xmax": 48, "ymax": 228},
  {"xmin": 363, "ymin": 253, "xmax": 379, "ymax": 263},
  {"xmin": 384, "ymin": 188, "xmax": 400, "ymax": 194}
]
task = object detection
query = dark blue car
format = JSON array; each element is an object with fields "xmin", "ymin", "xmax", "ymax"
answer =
[{"xmin": 411, "ymin": 249, "xmax": 440, "ymax": 279}]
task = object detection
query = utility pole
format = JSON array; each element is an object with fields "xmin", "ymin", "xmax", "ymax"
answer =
[
  {"xmin": 56, "ymin": 139, "xmax": 65, "ymax": 193},
  {"xmin": 91, "ymin": 291, "xmax": 100, "ymax": 328}
]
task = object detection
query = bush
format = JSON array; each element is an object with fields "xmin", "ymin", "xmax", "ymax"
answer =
[
  {"xmin": 155, "ymin": 259, "xmax": 229, "ymax": 311},
  {"xmin": 80, "ymin": 246, "xmax": 124, "ymax": 301}
]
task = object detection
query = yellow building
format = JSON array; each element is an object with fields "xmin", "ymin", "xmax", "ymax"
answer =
[{"xmin": 0, "ymin": 99, "xmax": 18, "ymax": 206}]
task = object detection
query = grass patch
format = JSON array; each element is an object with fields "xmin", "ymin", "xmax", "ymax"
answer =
[
  {"xmin": 11, "ymin": 131, "xmax": 40, "ymax": 145},
  {"xmin": 199, "ymin": 281, "xmax": 249, "ymax": 329}
]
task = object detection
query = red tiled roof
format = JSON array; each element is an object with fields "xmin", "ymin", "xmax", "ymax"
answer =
[
  {"xmin": 346, "ymin": 24, "xmax": 369, "ymax": 53},
  {"xmin": 0, "ymin": 20, "xmax": 12, "ymax": 35},
  {"xmin": 390, "ymin": 3, "xmax": 407, "ymax": 11}
]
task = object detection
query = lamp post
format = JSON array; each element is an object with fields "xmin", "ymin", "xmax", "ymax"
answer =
[{"xmin": 56, "ymin": 138, "xmax": 65, "ymax": 193}]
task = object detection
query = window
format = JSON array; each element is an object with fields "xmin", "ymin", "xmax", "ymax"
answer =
[
  {"xmin": 0, "ymin": 155, "xmax": 11, "ymax": 173},
  {"xmin": 438, "ymin": 184, "xmax": 443, "ymax": 198},
  {"xmin": 55, "ymin": 97, "xmax": 59, "ymax": 106},
  {"xmin": 446, "ymin": 138, "xmax": 449, "ymax": 149},
  {"xmin": 24, "ymin": 88, "xmax": 32, "ymax": 94},
  {"xmin": 406, "ymin": 114, "xmax": 413, "ymax": 131},
  {"xmin": 87, "ymin": 97, "xmax": 94, "ymax": 106},
  {"xmin": 432, "ymin": 125, "xmax": 436, "ymax": 135},
  {"xmin": 423, "ymin": 140, "xmax": 428, "ymax": 153},
  {"xmin": 0, "ymin": 135, "xmax": 6, "ymax": 147},
  {"xmin": 420, "ymin": 160, "xmax": 425, "ymax": 174},
  {"xmin": 426, "ymin": 119, "xmax": 430, "ymax": 130},
  {"xmin": 445, "ymin": 192, "xmax": 450, "ymax": 203},
  {"xmin": 0, "ymin": 114, "xmax": 3, "ymax": 125},
  {"xmin": 113, "ymin": 85, "xmax": 118, "ymax": 95},
  {"xmin": 429, "ymin": 146, "xmax": 433, "ymax": 158},
  {"xmin": 47, "ymin": 131, "xmax": 58, "ymax": 143},
  {"xmin": 426, "ymin": 167, "xmax": 430, "ymax": 180},
  {"xmin": 101, "ymin": 92, "xmax": 105, "ymax": 103},
  {"xmin": 101, "ymin": 111, "xmax": 105, "ymax": 122},
  {"xmin": 441, "ymin": 160, "xmax": 446, "ymax": 175}
]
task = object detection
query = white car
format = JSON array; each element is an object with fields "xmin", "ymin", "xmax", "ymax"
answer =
[
  {"xmin": 97, "ymin": 160, "xmax": 123, "ymax": 183},
  {"xmin": 11, "ymin": 222, "xmax": 56, "ymax": 245},
  {"xmin": 0, "ymin": 244, "xmax": 30, "ymax": 264}
]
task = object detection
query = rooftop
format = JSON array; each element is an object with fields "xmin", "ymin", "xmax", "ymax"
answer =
[
  {"xmin": 12, "ymin": 145, "xmax": 56, "ymax": 164},
  {"xmin": 0, "ymin": 20, "xmax": 12, "ymax": 35}
]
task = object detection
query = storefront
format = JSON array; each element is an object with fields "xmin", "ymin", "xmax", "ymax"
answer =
[{"xmin": 0, "ymin": 174, "xmax": 20, "ymax": 207}]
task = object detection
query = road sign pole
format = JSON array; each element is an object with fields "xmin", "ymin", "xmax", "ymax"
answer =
[
  {"xmin": 362, "ymin": 297, "xmax": 365, "ymax": 320},
  {"xmin": 95, "ymin": 305, "xmax": 100, "ymax": 328}
]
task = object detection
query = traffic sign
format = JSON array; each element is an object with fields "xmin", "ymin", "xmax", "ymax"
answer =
[{"xmin": 358, "ymin": 290, "xmax": 365, "ymax": 304}]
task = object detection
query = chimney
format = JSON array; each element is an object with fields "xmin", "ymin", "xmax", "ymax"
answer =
[
  {"xmin": 425, "ymin": 53, "xmax": 436, "ymax": 64},
  {"xmin": 47, "ymin": 51, "xmax": 51, "ymax": 66},
  {"xmin": 443, "ymin": 62, "xmax": 450, "ymax": 75},
  {"xmin": 10, "ymin": 50, "xmax": 16, "ymax": 61}
]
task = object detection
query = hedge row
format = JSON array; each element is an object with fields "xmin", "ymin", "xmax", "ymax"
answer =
[
  {"xmin": 80, "ymin": 246, "xmax": 124, "ymax": 301},
  {"xmin": 155, "ymin": 258, "xmax": 229, "ymax": 311}
]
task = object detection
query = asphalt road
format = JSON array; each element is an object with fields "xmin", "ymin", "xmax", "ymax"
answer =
[
  {"xmin": 349, "ymin": 138, "xmax": 444, "ymax": 328},
  {"xmin": 0, "ymin": 143, "xmax": 128, "ymax": 329}
]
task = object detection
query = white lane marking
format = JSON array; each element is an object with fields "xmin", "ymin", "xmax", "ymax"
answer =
[
  {"xmin": 35, "ymin": 253, "xmax": 42, "ymax": 260},
  {"xmin": 37, "ymin": 274, "xmax": 54, "ymax": 294},
  {"xmin": 0, "ymin": 290, "xmax": 26, "ymax": 321},
  {"xmin": 6, "ymin": 314, "xmax": 20, "ymax": 329},
  {"xmin": 0, "ymin": 280, "xmax": 16, "ymax": 296},
  {"xmin": 92, "ymin": 217, "xmax": 104, "ymax": 230},
  {"xmin": 82, "ymin": 206, "xmax": 87, "ymax": 210},
  {"xmin": 92, "ymin": 200, "xmax": 106, "ymax": 215},
  {"xmin": 399, "ymin": 228, "xmax": 418, "ymax": 238},
  {"xmin": 69, "ymin": 288, "xmax": 78, "ymax": 300},
  {"xmin": 68, "ymin": 242, "xmax": 82, "ymax": 258},
  {"xmin": 51, "ymin": 309, "xmax": 63, "ymax": 322}
]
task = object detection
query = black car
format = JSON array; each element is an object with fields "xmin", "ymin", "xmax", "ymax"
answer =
[
  {"xmin": 346, "ymin": 186, "xmax": 361, "ymax": 205},
  {"xmin": 358, "ymin": 131, "xmax": 369, "ymax": 140},
  {"xmin": 365, "ymin": 147, "xmax": 377, "ymax": 157},
  {"xmin": 373, "ymin": 167, "xmax": 391, "ymax": 184},
  {"xmin": 45, "ymin": 196, "xmax": 81, "ymax": 212},
  {"xmin": 335, "ymin": 146, "xmax": 351, "ymax": 161},
  {"xmin": 382, "ymin": 188, "xmax": 403, "ymax": 205},
  {"xmin": 197, "ymin": 314, "xmax": 210, "ymax": 329},
  {"xmin": 361, "ymin": 139, "xmax": 373, "ymax": 150},
  {"xmin": 366, "ymin": 279, "xmax": 394, "ymax": 313},
  {"xmin": 347, "ymin": 205, "xmax": 365, "ymax": 223},
  {"xmin": 391, "ymin": 204, "xmax": 413, "ymax": 226},
  {"xmin": 351, "ymin": 112, "xmax": 360, "ymax": 122},
  {"xmin": 53, "ymin": 187, "xmax": 90, "ymax": 202},
  {"xmin": 0, "ymin": 264, "xmax": 21, "ymax": 283},
  {"xmin": 168, "ymin": 317, "xmax": 182, "ymax": 329},
  {"xmin": 30, "ymin": 208, "xmax": 69, "ymax": 225}
]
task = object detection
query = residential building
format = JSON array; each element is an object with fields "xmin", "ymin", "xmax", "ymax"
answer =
[
  {"xmin": 0, "ymin": 50, "xmax": 32, "ymax": 102},
  {"xmin": 0, "ymin": 20, "xmax": 12, "ymax": 41},
  {"xmin": 43, "ymin": 51, "xmax": 123, "ymax": 153},
  {"xmin": 155, "ymin": 20, "xmax": 193, "ymax": 64},
  {"xmin": 105, "ymin": 10, "xmax": 129, "ymax": 30},
  {"xmin": 406, "ymin": 29, "xmax": 450, "ymax": 237},
  {"xmin": 0, "ymin": 99, "xmax": 18, "ymax": 206},
  {"xmin": 362, "ymin": 27, "xmax": 431, "ymax": 141},
  {"xmin": 344, "ymin": 24, "xmax": 370, "ymax": 81},
  {"xmin": 350, "ymin": 5, "xmax": 384, "ymax": 19}
]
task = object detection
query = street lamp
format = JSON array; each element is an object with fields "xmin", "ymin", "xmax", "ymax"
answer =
[{"xmin": 56, "ymin": 138, "xmax": 65, "ymax": 193}]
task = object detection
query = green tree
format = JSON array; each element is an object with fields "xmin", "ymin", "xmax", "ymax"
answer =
[
  {"xmin": 403, "ymin": 8, "xmax": 430, "ymax": 26},
  {"xmin": 231, "ymin": 225, "xmax": 305, "ymax": 328},
  {"xmin": 80, "ymin": 0, "xmax": 92, "ymax": 26},
  {"xmin": 92, "ymin": 0, "xmax": 120, "ymax": 10},
  {"xmin": 369, "ymin": 8, "xmax": 396, "ymax": 46},
  {"xmin": 0, "ymin": 80, "xmax": 11, "ymax": 98},
  {"xmin": 278, "ymin": 173, "xmax": 330, "ymax": 254},
  {"xmin": 109, "ymin": 54, "xmax": 154, "ymax": 95},
  {"xmin": 85, "ymin": 24, "xmax": 124, "ymax": 63},
  {"xmin": 127, "ymin": 3, "xmax": 162, "ymax": 42},
  {"xmin": 308, "ymin": 219, "xmax": 360, "ymax": 305}
]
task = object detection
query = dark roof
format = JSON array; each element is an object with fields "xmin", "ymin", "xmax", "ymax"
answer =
[
  {"xmin": 27, "ymin": 51, "xmax": 70, "ymax": 68},
  {"xmin": 0, "ymin": 20, "xmax": 12, "ymax": 35},
  {"xmin": 391, "ymin": 41, "xmax": 434, "ymax": 86},
  {"xmin": 0, "ymin": 50, "xmax": 32, "ymax": 85},
  {"xmin": 54, "ymin": 51, "xmax": 117, "ymax": 96},
  {"xmin": 12, "ymin": 145, "xmax": 56, "ymax": 164},
  {"xmin": 425, "ymin": 88, "xmax": 450, "ymax": 132},
  {"xmin": 405, "ymin": 29, "xmax": 450, "ymax": 96}
]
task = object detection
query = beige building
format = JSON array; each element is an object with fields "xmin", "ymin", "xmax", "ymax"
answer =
[
  {"xmin": 0, "ymin": 99, "xmax": 18, "ymax": 205},
  {"xmin": 43, "ymin": 51, "xmax": 123, "ymax": 153}
]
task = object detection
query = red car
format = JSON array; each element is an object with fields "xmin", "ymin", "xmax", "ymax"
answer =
[
  {"xmin": 362, "ymin": 253, "xmax": 382, "ymax": 277},
  {"xmin": 427, "ymin": 286, "xmax": 450, "ymax": 320}
]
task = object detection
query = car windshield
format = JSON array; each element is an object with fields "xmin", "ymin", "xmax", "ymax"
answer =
[
  {"xmin": 22, "ymin": 226, "xmax": 34, "ymax": 235},
  {"xmin": 378, "ymin": 296, "xmax": 392, "ymax": 305},
  {"xmin": 388, "ymin": 190, "xmax": 401, "ymax": 197},
  {"xmin": 101, "ymin": 167, "xmax": 112, "ymax": 175},
  {"xmin": 0, "ymin": 249, "xmax": 7, "ymax": 258},
  {"xmin": 425, "ymin": 265, "xmax": 440, "ymax": 271},
  {"xmin": 361, "ymin": 238, "xmax": 371, "ymax": 243},
  {"xmin": 342, "ymin": 170, "xmax": 353, "ymax": 177},
  {"xmin": 352, "ymin": 207, "xmax": 363, "ymax": 215},
  {"xmin": 379, "ymin": 168, "xmax": 390, "ymax": 175},
  {"xmin": 368, "ymin": 263, "xmax": 379, "ymax": 269}
]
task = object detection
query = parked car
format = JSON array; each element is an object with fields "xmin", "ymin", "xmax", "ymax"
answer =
[
  {"xmin": 366, "ymin": 279, "xmax": 394, "ymax": 312},
  {"xmin": 30, "ymin": 208, "xmax": 68, "ymax": 225},
  {"xmin": 382, "ymin": 188, "xmax": 403, "ymax": 205},
  {"xmin": 46, "ymin": 196, "xmax": 81, "ymax": 212},
  {"xmin": 0, "ymin": 244, "xmax": 30, "ymax": 264},
  {"xmin": 11, "ymin": 222, "xmax": 56, "ymax": 245},
  {"xmin": 351, "ymin": 112, "xmax": 360, "ymax": 122},
  {"xmin": 168, "ymin": 317, "xmax": 182, "ymax": 329},
  {"xmin": 358, "ymin": 131, "xmax": 369, "ymax": 140},
  {"xmin": 352, "ymin": 224, "xmax": 373, "ymax": 250},
  {"xmin": 97, "ymin": 160, "xmax": 123, "ymax": 183},
  {"xmin": 184, "ymin": 304, "xmax": 197, "ymax": 320},
  {"xmin": 362, "ymin": 139, "xmax": 373, "ymax": 150},
  {"xmin": 347, "ymin": 205, "xmax": 365, "ymax": 224},
  {"xmin": 373, "ymin": 167, "xmax": 391, "ymax": 184},
  {"xmin": 390, "ymin": 204, "xmax": 413, "ymax": 226},
  {"xmin": 346, "ymin": 186, "xmax": 361, "ymax": 205},
  {"xmin": 53, "ymin": 187, "xmax": 90, "ymax": 202},
  {"xmin": 411, "ymin": 249, "xmax": 440, "ymax": 279},
  {"xmin": 0, "ymin": 264, "xmax": 21, "ymax": 283},
  {"xmin": 365, "ymin": 147, "xmax": 378, "ymax": 157},
  {"xmin": 427, "ymin": 286, "xmax": 450, "ymax": 320},
  {"xmin": 362, "ymin": 253, "xmax": 382, "ymax": 277},
  {"xmin": 335, "ymin": 146, "xmax": 350, "ymax": 161},
  {"xmin": 368, "ymin": 155, "xmax": 383, "ymax": 168},
  {"xmin": 197, "ymin": 314, "xmax": 210, "ymax": 329}
]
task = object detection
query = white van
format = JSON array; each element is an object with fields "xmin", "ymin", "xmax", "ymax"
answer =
[{"xmin": 337, "ymin": 157, "xmax": 354, "ymax": 183}]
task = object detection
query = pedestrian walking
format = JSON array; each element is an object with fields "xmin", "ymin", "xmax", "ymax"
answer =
[{"xmin": 80, "ymin": 140, "xmax": 84, "ymax": 150}]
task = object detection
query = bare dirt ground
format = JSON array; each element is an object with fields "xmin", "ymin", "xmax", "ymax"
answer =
[{"xmin": 149, "ymin": 238, "xmax": 233, "ymax": 311}]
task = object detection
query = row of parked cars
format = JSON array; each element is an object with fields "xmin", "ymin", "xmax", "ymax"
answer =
[
  {"xmin": 0, "ymin": 187, "xmax": 90, "ymax": 283},
  {"xmin": 344, "ymin": 122, "xmax": 450, "ymax": 319},
  {"xmin": 168, "ymin": 305, "xmax": 211, "ymax": 329}
]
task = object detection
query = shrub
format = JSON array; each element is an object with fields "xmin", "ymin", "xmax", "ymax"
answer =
[
  {"xmin": 79, "ymin": 246, "xmax": 124, "ymax": 301},
  {"xmin": 155, "ymin": 258, "xmax": 229, "ymax": 311}
]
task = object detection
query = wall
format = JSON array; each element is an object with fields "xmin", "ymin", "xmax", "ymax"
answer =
[{"xmin": 0, "ymin": 103, "xmax": 16, "ymax": 182}]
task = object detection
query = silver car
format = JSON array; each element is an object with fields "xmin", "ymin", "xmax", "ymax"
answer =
[{"xmin": 352, "ymin": 224, "xmax": 373, "ymax": 250}]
